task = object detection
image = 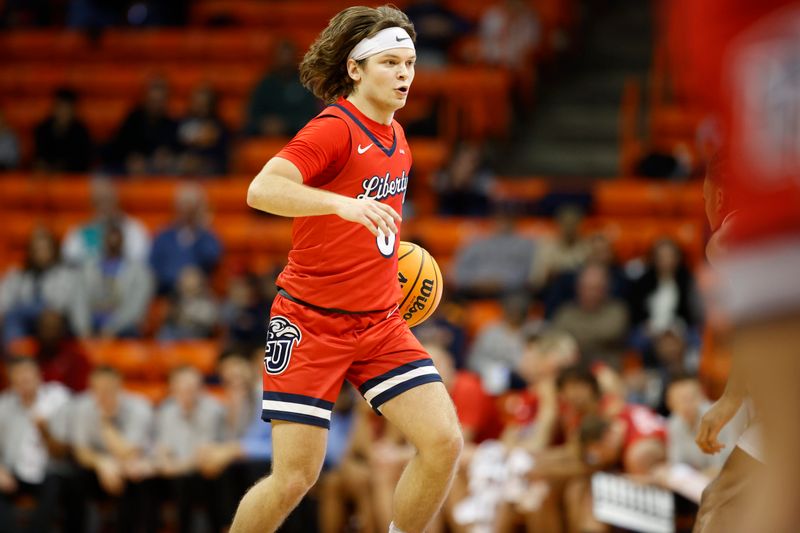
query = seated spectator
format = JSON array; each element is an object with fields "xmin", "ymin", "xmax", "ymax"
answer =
[
  {"xmin": 404, "ymin": 0, "xmax": 472, "ymax": 67},
  {"xmin": 34, "ymin": 87, "xmax": 93, "ymax": 172},
  {"xmin": 467, "ymin": 294, "xmax": 541, "ymax": 394},
  {"xmin": 0, "ymin": 110, "xmax": 20, "ymax": 170},
  {"xmin": 543, "ymin": 232, "xmax": 629, "ymax": 318},
  {"xmin": 552, "ymin": 262, "xmax": 629, "ymax": 369},
  {"xmin": 629, "ymin": 238, "xmax": 703, "ymax": 352},
  {"xmin": 412, "ymin": 301, "xmax": 469, "ymax": 368},
  {"xmin": 220, "ymin": 273, "xmax": 269, "ymax": 348},
  {"xmin": 62, "ymin": 178, "xmax": 151, "ymax": 265},
  {"xmin": 195, "ymin": 347, "xmax": 325, "ymax": 531},
  {"xmin": 106, "ymin": 77, "xmax": 178, "ymax": 175},
  {"xmin": 244, "ymin": 40, "xmax": 319, "ymax": 137},
  {"xmin": 158, "ymin": 266, "xmax": 219, "ymax": 340},
  {"xmin": 530, "ymin": 204, "xmax": 589, "ymax": 291},
  {"xmin": 216, "ymin": 349, "xmax": 260, "ymax": 441},
  {"xmin": 0, "ymin": 227, "xmax": 90, "ymax": 345},
  {"xmin": 82, "ymin": 222, "xmax": 154, "ymax": 338},
  {"xmin": 33, "ymin": 309, "xmax": 92, "ymax": 392},
  {"xmin": 480, "ymin": 0, "xmax": 541, "ymax": 70},
  {"xmin": 71, "ymin": 366, "xmax": 156, "ymax": 533},
  {"xmin": 453, "ymin": 211, "xmax": 535, "ymax": 297},
  {"xmin": 154, "ymin": 366, "xmax": 226, "ymax": 533},
  {"xmin": 434, "ymin": 142, "xmax": 495, "ymax": 216},
  {"xmin": 150, "ymin": 183, "xmax": 222, "ymax": 295},
  {"xmin": 0, "ymin": 357, "xmax": 72, "ymax": 533},
  {"xmin": 176, "ymin": 84, "xmax": 230, "ymax": 176}
]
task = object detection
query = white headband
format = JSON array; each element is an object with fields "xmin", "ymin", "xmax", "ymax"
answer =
[{"xmin": 348, "ymin": 27, "xmax": 415, "ymax": 61}]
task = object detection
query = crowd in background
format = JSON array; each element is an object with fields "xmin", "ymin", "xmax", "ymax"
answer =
[
  {"xmin": 0, "ymin": 176, "xmax": 731, "ymax": 532},
  {"xmin": 0, "ymin": 0, "xmax": 730, "ymax": 532}
]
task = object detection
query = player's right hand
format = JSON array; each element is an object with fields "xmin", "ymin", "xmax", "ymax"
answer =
[
  {"xmin": 695, "ymin": 394, "xmax": 742, "ymax": 454},
  {"xmin": 335, "ymin": 197, "xmax": 401, "ymax": 237}
]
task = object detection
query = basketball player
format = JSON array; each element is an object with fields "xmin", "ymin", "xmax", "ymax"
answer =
[
  {"xmin": 670, "ymin": 0, "xmax": 800, "ymax": 530},
  {"xmin": 229, "ymin": 7, "xmax": 462, "ymax": 533}
]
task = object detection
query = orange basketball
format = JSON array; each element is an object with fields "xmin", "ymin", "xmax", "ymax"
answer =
[{"xmin": 397, "ymin": 241, "xmax": 443, "ymax": 328}]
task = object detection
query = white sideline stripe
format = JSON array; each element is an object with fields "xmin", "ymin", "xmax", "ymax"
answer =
[
  {"xmin": 363, "ymin": 366, "xmax": 440, "ymax": 404},
  {"xmin": 262, "ymin": 400, "xmax": 331, "ymax": 420}
]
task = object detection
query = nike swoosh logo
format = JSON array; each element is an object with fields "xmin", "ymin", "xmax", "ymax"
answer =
[
  {"xmin": 357, "ymin": 143, "xmax": 373, "ymax": 154},
  {"xmin": 396, "ymin": 36, "xmax": 410, "ymax": 42}
]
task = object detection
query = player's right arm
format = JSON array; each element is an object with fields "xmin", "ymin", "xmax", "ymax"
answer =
[
  {"xmin": 695, "ymin": 356, "xmax": 746, "ymax": 454},
  {"xmin": 247, "ymin": 156, "xmax": 400, "ymax": 237}
]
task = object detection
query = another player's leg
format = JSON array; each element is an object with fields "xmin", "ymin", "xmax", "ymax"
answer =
[
  {"xmin": 379, "ymin": 381, "xmax": 463, "ymax": 533},
  {"xmin": 229, "ymin": 421, "xmax": 328, "ymax": 533}
]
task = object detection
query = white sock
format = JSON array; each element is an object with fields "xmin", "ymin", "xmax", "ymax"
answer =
[{"xmin": 388, "ymin": 522, "xmax": 407, "ymax": 533}]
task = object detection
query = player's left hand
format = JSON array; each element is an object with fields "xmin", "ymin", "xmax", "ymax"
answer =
[{"xmin": 696, "ymin": 393, "xmax": 742, "ymax": 454}]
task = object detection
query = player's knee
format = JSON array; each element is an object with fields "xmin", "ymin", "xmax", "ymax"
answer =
[
  {"xmin": 275, "ymin": 464, "xmax": 321, "ymax": 501},
  {"xmin": 424, "ymin": 426, "xmax": 463, "ymax": 467}
]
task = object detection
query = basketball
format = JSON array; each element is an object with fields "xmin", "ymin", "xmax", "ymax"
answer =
[{"xmin": 397, "ymin": 241, "xmax": 443, "ymax": 327}]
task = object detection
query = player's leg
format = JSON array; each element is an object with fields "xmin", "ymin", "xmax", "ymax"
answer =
[
  {"xmin": 379, "ymin": 381, "xmax": 463, "ymax": 533},
  {"xmin": 735, "ymin": 314, "xmax": 800, "ymax": 532},
  {"xmin": 229, "ymin": 421, "xmax": 328, "ymax": 533},
  {"xmin": 693, "ymin": 446, "xmax": 759, "ymax": 533}
]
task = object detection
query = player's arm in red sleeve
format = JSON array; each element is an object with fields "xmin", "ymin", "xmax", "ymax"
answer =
[{"xmin": 246, "ymin": 117, "xmax": 401, "ymax": 236}]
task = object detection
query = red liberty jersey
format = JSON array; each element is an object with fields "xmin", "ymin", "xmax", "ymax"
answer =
[{"xmin": 275, "ymin": 98, "xmax": 412, "ymax": 312}]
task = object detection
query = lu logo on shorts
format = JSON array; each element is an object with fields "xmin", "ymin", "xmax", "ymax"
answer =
[{"xmin": 264, "ymin": 316, "xmax": 302, "ymax": 375}]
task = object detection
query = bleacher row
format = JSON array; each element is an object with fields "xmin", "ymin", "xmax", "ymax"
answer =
[{"xmin": 0, "ymin": 173, "xmax": 707, "ymax": 275}]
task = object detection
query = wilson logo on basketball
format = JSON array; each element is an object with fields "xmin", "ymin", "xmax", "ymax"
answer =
[
  {"xmin": 264, "ymin": 316, "xmax": 302, "ymax": 375},
  {"xmin": 397, "ymin": 241, "xmax": 443, "ymax": 328}
]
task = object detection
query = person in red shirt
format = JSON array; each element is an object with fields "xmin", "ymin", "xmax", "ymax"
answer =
[
  {"xmin": 231, "ymin": 7, "xmax": 463, "ymax": 533},
  {"xmin": 670, "ymin": 2, "xmax": 800, "ymax": 529}
]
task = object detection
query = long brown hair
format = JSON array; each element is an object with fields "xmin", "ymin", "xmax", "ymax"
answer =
[{"xmin": 299, "ymin": 5, "xmax": 416, "ymax": 104}]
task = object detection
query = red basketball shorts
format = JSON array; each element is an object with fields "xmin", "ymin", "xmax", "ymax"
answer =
[{"xmin": 262, "ymin": 294, "xmax": 441, "ymax": 429}]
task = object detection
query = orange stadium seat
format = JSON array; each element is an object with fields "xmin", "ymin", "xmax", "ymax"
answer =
[
  {"xmin": 594, "ymin": 180, "xmax": 683, "ymax": 217},
  {"xmin": 248, "ymin": 218, "xmax": 295, "ymax": 255},
  {"xmin": 213, "ymin": 214, "xmax": 255, "ymax": 253},
  {"xmin": 233, "ymin": 137, "xmax": 290, "ymax": 174},
  {"xmin": 46, "ymin": 178, "xmax": 93, "ymax": 213},
  {"xmin": 463, "ymin": 299, "xmax": 504, "ymax": 339},
  {"xmin": 118, "ymin": 180, "xmax": 178, "ymax": 212},
  {"xmin": 491, "ymin": 177, "xmax": 550, "ymax": 204},
  {"xmin": 157, "ymin": 340, "xmax": 220, "ymax": 376},
  {"xmin": 408, "ymin": 138, "xmax": 449, "ymax": 177},
  {"xmin": 81, "ymin": 339, "xmax": 160, "ymax": 380},
  {"xmin": 204, "ymin": 179, "xmax": 252, "ymax": 213},
  {"xmin": 0, "ymin": 175, "xmax": 42, "ymax": 210}
]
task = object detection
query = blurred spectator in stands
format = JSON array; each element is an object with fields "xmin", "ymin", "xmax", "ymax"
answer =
[
  {"xmin": 176, "ymin": 84, "xmax": 230, "ymax": 176},
  {"xmin": 71, "ymin": 366, "xmax": 157, "ymax": 533},
  {"xmin": 196, "ymin": 347, "xmax": 321, "ymax": 531},
  {"xmin": 62, "ymin": 178, "xmax": 151, "ymax": 264},
  {"xmin": 158, "ymin": 266, "xmax": 219, "ymax": 340},
  {"xmin": 434, "ymin": 142, "xmax": 494, "ymax": 216},
  {"xmin": 531, "ymin": 204, "xmax": 589, "ymax": 291},
  {"xmin": 412, "ymin": 301, "xmax": 469, "ymax": 368},
  {"xmin": 1, "ymin": 0, "xmax": 60, "ymax": 27},
  {"xmin": 216, "ymin": 349, "xmax": 259, "ymax": 441},
  {"xmin": 0, "ymin": 111, "xmax": 20, "ymax": 170},
  {"xmin": 665, "ymin": 374, "xmax": 744, "ymax": 476},
  {"xmin": 480, "ymin": 0, "xmax": 541, "ymax": 70},
  {"xmin": 404, "ymin": 0, "xmax": 472, "ymax": 67},
  {"xmin": 552, "ymin": 262, "xmax": 629, "ymax": 369},
  {"xmin": 634, "ymin": 143, "xmax": 693, "ymax": 179},
  {"xmin": 1, "ymin": 227, "xmax": 90, "ymax": 346},
  {"xmin": 629, "ymin": 238, "xmax": 702, "ymax": 353},
  {"xmin": 33, "ymin": 309, "xmax": 91, "ymax": 392},
  {"xmin": 34, "ymin": 88, "xmax": 93, "ymax": 173},
  {"xmin": 0, "ymin": 357, "xmax": 72, "ymax": 533},
  {"xmin": 542, "ymin": 232, "xmax": 629, "ymax": 318},
  {"xmin": 82, "ymin": 222, "xmax": 154, "ymax": 338},
  {"xmin": 244, "ymin": 40, "xmax": 319, "ymax": 137},
  {"xmin": 220, "ymin": 273, "xmax": 269, "ymax": 348},
  {"xmin": 150, "ymin": 183, "xmax": 222, "ymax": 295},
  {"xmin": 154, "ymin": 366, "xmax": 226, "ymax": 533},
  {"xmin": 453, "ymin": 211, "xmax": 535, "ymax": 297},
  {"xmin": 106, "ymin": 77, "xmax": 178, "ymax": 175},
  {"xmin": 467, "ymin": 293, "xmax": 541, "ymax": 394},
  {"xmin": 67, "ymin": 0, "xmax": 128, "ymax": 29}
]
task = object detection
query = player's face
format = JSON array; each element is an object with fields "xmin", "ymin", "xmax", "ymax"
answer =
[
  {"xmin": 358, "ymin": 48, "xmax": 416, "ymax": 112},
  {"xmin": 703, "ymin": 175, "xmax": 724, "ymax": 231}
]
